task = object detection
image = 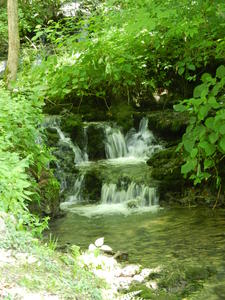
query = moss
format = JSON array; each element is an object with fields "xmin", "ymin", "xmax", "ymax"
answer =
[
  {"xmin": 86, "ymin": 124, "xmax": 106, "ymax": 160},
  {"xmin": 157, "ymin": 263, "xmax": 216, "ymax": 299},
  {"xmin": 128, "ymin": 263, "xmax": 216, "ymax": 300},
  {"xmin": 128, "ymin": 283, "xmax": 155, "ymax": 299},
  {"xmin": 61, "ymin": 113, "xmax": 82, "ymax": 133},
  {"xmin": 30, "ymin": 171, "xmax": 60, "ymax": 217},
  {"xmin": 145, "ymin": 110, "xmax": 188, "ymax": 140},
  {"xmin": 110, "ymin": 102, "xmax": 134, "ymax": 132},
  {"xmin": 83, "ymin": 169, "xmax": 102, "ymax": 203},
  {"xmin": 45, "ymin": 128, "xmax": 59, "ymax": 147}
]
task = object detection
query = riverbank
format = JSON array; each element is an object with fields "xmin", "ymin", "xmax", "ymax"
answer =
[
  {"xmin": 1, "ymin": 211, "xmax": 161, "ymax": 300},
  {"xmin": 0, "ymin": 212, "xmax": 103, "ymax": 300}
]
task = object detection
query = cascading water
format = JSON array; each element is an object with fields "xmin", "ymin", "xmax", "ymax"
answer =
[
  {"xmin": 45, "ymin": 116, "xmax": 88, "ymax": 164},
  {"xmin": 104, "ymin": 117, "xmax": 161, "ymax": 159},
  {"xmin": 60, "ymin": 174, "xmax": 85, "ymax": 209},
  {"xmin": 101, "ymin": 182, "xmax": 158, "ymax": 206},
  {"xmin": 105, "ymin": 126, "xmax": 128, "ymax": 159},
  {"xmin": 47, "ymin": 117, "xmax": 161, "ymax": 214},
  {"xmin": 55, "ymin": 126, "xmax": 88, "ymax": 164}
]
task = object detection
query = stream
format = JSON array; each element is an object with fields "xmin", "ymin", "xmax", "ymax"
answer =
[{"xmin": 47, "ymin": 117, "xmax": 225, "ymax": 299}]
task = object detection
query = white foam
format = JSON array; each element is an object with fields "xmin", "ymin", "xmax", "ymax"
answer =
[{"xmin": 60, "ymin": 202, "xmax": 160, "ymax": 218}]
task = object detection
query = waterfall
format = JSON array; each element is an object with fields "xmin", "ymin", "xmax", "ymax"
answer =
[
  {"xmin": 55, "ymin": 126, "xmax": 88, "ymax": 164},
  {"xmin": 105, "ymin": 126, "xmax": 128, "ymax": 159},
  {"xmin": 46, "ymin": 116, "xmax": 161, "ymax": 214},
  {"xmin": 45, "ymin": 116, "xmax": 88, "ymax": 165},
  {"xmin": 66, "ymin": 174, "xmax": 85, "ymax": 203},
  {"xmin": 104, "ymin": 118, "xmax": 161, "ymax": 159},
  {"xmin": 101, "ymin": 182, "xmax": 158, "ymax": 207}
]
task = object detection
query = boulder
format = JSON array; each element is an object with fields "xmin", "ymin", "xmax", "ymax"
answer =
[{"xmin": 147, "ymin": 146, "xmax": 186, "ymax": 202}]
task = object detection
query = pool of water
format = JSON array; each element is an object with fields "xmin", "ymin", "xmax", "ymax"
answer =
[
  {"xmin": 50, "ymin": 207, "xmax": 225, "ymax": 298},
  {"xmin": 50, "ymin": 208, "xmax": 225, "ymax": 265}
]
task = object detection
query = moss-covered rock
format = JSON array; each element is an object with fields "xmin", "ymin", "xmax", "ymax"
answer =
[
  {"xmin": 86, "ymin": 124, "xmax": 106, "ymax": 160},
  {"xmin": 134, "ymin": 110, "xmax": 188, "ymax": 141},
  {"xmin": 147, "ymin": 110, "xmax": 188, "ymax": 140},
  {"xmin": 147, "ymin": 147, "xmax": 186, "ymax": 202},
  {"xmin": 110, "ymin": 102, "xmax": 134, "ymax": 132},
  {"xmin": 45, "ymin": 128, "xmax": 59, "ymax": 147},
  {"xmin": 30, "ymin": 170, "xmax": 60, "ymax": 217},
  {"xmin": 83, "ymin": 169, "xmax": 102, "ymax": 203}
]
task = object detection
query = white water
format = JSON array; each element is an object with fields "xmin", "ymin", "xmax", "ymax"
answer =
[
  {"xmin": 61, "ymin": 203, "xmax": 160, "ymax": 218},
  {"xmin": 61, "ymin": 179, "xmax": 159, "ymax": 214},
  {"xmin": 105, "ymin": 126, "xmax": 128, "ymax": 158},
  {"xmin": 104, "ymin": 118, "xmax": 161, "ymax": 160},
  {"xmin": 101, "ymin": 182, "xmax": 158, "ymax": 206},
  {"xmin": 44, "ymin": 115, "xmax": 88, "ymax": 165},
  {"xmin": 48, "ymin": 116, "xmax": 162, "ymax": 215}
]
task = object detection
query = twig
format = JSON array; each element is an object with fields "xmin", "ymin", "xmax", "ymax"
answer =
[
  {"xmin": 213, "ymin": 184, "xmax": 222, "ymax": 210},
  {"xmin": 25, "ymin": 36, "xmax": 37, "ymax": 50}
]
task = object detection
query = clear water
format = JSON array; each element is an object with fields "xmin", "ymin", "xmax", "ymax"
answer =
[
  {"xmin": 50, "ymin": 208, "xmax": 225, "ymax": 269},
  {"xmin": 50, "ymin": 208, "xmax": 225, "ymax": 298}
]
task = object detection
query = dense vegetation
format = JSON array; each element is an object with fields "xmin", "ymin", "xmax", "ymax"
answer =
[
  {"xmin": 0, "ymin": 0, "xmax": 224, "ymax": 226},
  {"xmin": 0, "ymin": 0, "xmax": 224, "ymax": 299}
]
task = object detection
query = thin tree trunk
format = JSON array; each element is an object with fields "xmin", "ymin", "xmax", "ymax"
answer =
[{"xmin": 6, "ymin": 0, "xmax": 20, "ymax": 87}]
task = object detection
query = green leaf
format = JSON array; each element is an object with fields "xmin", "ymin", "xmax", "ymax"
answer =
[
  {"xmin": 208, "ymin": 96, "xmax": 220, "ymax": 109},
  {"xmin": 183, "ymin": 136, "xmax": 195, "ymax": 153},
  {"xmin": 178, "ymin": 67, "xmax": 185, "ymax": 75},
  {"xmin": 187, "ymin": 63, "xmax": 196, "ymax": 71},
  {"xmin": 199, "ymin": 141, "xmax": 216, "ymax": 156},
  {"xmin": 204, "ymin": 159, "xmax": 213, "ymax": 170},
  {"xmin": 205, "ymin": 117, "xmax": 214, "ymax": 130},
  {"xmin": 219, "ymin": 124, "xmax": 225, "ymax": 135},
  {"xmin": 201, "ymin": 73, "xmax": 212, "ymax": 82},
  {"xmin": 181, "ymin": 159, "xmax": 197, "ymax": 174},
  {"xmin": 198, "ymin": 105, "xmax": 210, "ymax": 121},
  {"xmin": 193, "ymin": 84, "xmax": 207, "ymax": 98},
  {"xmin": 219, "ymin": 136, "xmax": 225, "ymax": 154},
  {"xmin": 193, "ymin": 125, "xmax": 206, "ymax": 138},
  {"xmin": 190, "ymin": 148, "xmax": 198, "ymax": 158},
  {"xmin": 216, "ymin": 65, "xmax": 225, "ymax": 79},
  {"xmin": 173, "ymin": 103, "xmax": 186, "ymax": 112},
  {"xmin": 209, "ymin": 132, "xmax": 218, "ymax": 144}
]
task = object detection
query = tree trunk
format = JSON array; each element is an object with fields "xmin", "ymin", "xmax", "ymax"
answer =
[{"xmin": 6, "ymin": 0, "xmax": 20, "ymax": 87}]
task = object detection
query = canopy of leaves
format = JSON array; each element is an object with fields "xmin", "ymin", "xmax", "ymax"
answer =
[{"xmin": 22, "ymin": 0, "xmax": 225, "ymax": 107}]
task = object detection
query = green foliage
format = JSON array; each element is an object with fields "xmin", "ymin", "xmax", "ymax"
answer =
[
  {"xmin": 174, "ymin": 65, "xmax": 225, "ymax": 187},
  {"xmin": 0, "ymin": 84, "xmax": 53, "ymax": 231},
  {"xmin": 18, "ymin": 0, "xmax": 63, "ymax": 37},
  {"xmin": 25, "ymin": 0, "xmax": 224, "ymax": 108},
  {"xmin": 0, "ymin": 5, "xmax": 8, "ymax": 57}
]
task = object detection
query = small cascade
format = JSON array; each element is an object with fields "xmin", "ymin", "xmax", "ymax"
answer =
[
  {"xmin": 126, "ymin": 117, "xmax": 160, "ymax": 158},
  {"xmin": 46, "ymin": 116, "xmax": 161, "ymax": 213},
  {"xmin": 55, "ymin": 126, "xmax": 88, "ymax": 164},
  {"xmin": 45, "ymin": 116, "xmax": 88, "ymax": 165},
  {"xmin": 101, "ymin": 182, "xmax": 158, "ymax": 207},
  {"xmin": 105, "ymin": 126, "xmax": 128, "ymax": 159},
  {"xmin": 66, "ymin": 174, "xmax": 85, "ymax": 203},
  {"xmin": 104, "ymin": 117, "xmax": 161, "ymax": 159}
]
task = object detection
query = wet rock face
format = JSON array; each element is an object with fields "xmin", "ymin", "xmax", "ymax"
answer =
[
  {"xmin": 86, "ymin": 124, "xmax": 106, "ymax": 160},
  {"xmin": 134, "ymin": 110, "xmax": 188, "ymax": 141},
  {"xmin": 83, "ymin": 169, "xmax": 102, "ymax": 203},
  {"xmin": 147, "ymin": 146, "xmax": 186, "ymax": 202},
  {"xmin": 146, "ymin": 110, "xmax": 188, "ymax": 140}
]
